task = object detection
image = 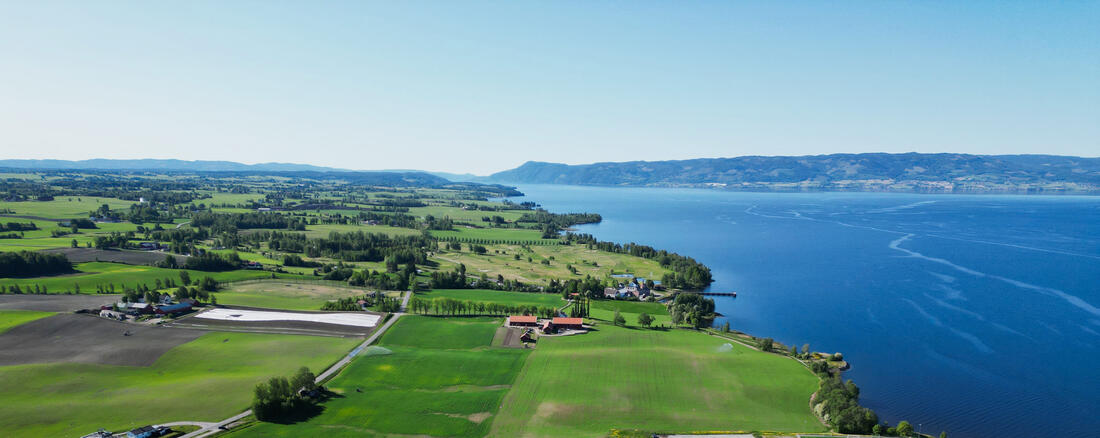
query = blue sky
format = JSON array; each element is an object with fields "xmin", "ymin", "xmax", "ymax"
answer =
[{"xmin": 1, "ymin": 1, "xmax": 1096, "ymax": 174}]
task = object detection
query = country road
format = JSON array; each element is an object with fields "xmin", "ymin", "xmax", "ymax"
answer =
[{"xmin": 175, "ymin": 291, "xmax": 412, "ymax": 438}]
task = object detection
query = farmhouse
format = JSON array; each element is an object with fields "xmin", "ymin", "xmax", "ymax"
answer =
[{"xmin": 508, "ymin": 315, "xmax": 538, "ymax": 327}]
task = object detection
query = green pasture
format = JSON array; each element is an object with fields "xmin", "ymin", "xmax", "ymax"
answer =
[
  {"xmin": 229, "ymin": 316, "xmax": 529, "ymax": 437},
  {"xmin": 0, "ymin": 332, "xmax": 358, "ymax": 437},
  {"xmin": 489, "ymin": 324, "xmax": 825, "ymax": 437},
  {"xmin": 0, "ymin": 262, "xmax": 277, "ymax": 293},
  {"xmin": 302, "ymin": 223, "xmax": 422, "ymax": 238},
  {"xmin": 0, "ymin": 310, "xmax": 55, "ymax": 333},
  {"xmin": 589, "ymin": 299, "xmax": 671, "ymax": 326},
  {"xmin": 408, "ymin": 206, "xmax": 527, "ymax": 223}
]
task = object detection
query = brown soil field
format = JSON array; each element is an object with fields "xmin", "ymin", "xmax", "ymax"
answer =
[
  {"xmin": 41, "ymin": 247, "xmax": 188, "ymax": 265},
  {"xmin": 0, "ymin": 294, "xmax": 119, "ymax": 312},
  {"xmin": 0, "ymin": 314, "xmax": 203, "ymax": 366}
]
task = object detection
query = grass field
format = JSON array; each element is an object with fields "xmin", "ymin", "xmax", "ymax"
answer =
[
  {"xmin": 489, "ymin": 324, "xmax": 825, "ymax": 437},
  {"xmin": 589, "ymin": 299, "xmax": 672, "ymax": 326},
  {"xmin": 301, "ymin": 223, "xmax": 423, "ymax": 238},
  {"xmin": 432, "ymin": 242, "xmax": 671, "ymax": 285},
  {"xmin": 216, "ymin": 280, "xmax": 377, "ymax": 310},
  {"xmin": 0, "ymin": 331, "xmax": 359, "ymax": 437},
  {"xmin": 418, "ymin": 289, "xmax": 565, "ymax": 309},
  {"xmin": 0, "ymin": 310, "xmax": 54, "ymax": 333},
  {"xmin": 0, "ymin": 262, "xmax": 276, "ymax": 293},
  {"xmin": 228, "ymin": 316, "xmax": 529, "ymax": 437},
  {"xmin": 430, "ymin": 227, "xmax": 552, "ymax": 243},
  {"xmin": 0, "ymin": 197, "xmax": 134, "ymax": 219}
]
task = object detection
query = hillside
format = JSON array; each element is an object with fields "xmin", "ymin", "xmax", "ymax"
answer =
[{"xmin": 488, "ymin": 153, "xmax": 1100, "ymax": 193}]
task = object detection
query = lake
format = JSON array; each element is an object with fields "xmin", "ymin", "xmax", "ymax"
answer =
[{"xmin": 510, "ymin": 184, "xmax": 1100, "ymax": 438}]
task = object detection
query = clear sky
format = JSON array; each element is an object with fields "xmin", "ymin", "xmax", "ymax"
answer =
[{"xmin": 1, "ymin": 1, "xmax": 1096, "ymax": 174}]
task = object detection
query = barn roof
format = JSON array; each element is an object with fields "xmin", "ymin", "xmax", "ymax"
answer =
[{"xmin": 509, "ymin": 315, "xmax": 537, "ymax": 323}]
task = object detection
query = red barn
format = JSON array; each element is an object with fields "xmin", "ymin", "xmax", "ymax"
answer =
[
  {"xmin": 551, "ymin": 317, "xmax": 584, "ymax": 330},
  {"xmin": 508, "ymin": 315, "xmax": 538, "ymax": 327}
]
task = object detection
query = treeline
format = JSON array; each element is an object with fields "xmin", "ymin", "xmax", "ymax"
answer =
[
  {"xmin": 668, "ymin": 293, "xmax": 717, "ymax": 329},
  {"xmin": 182, "ymin": 252, "xmax": 242, "ymax": 271},
  {"xmin": 517, "ymin": 210, "xmax": 602, "ymax": 228},
  {"xmin": 0, "ymin": 251, "xmax": 73, "ymax": 278},
  {"xmin": 408, "ymin": 296, "xmax": 558, "ymax": 318},
  {"xmin": 0, "ymin": 222, "xmax": 37, "ymax": 232},
  {"xmin": 563, "ymin": 232, "xmax": 712, "ymax": 289},
  {"xmin": 322, "ymin": 294, "xmax": 401, "ymax": 312},
  {"xmin": 309, "ymin": 231, "xmax": 430, "ymax": 264}
]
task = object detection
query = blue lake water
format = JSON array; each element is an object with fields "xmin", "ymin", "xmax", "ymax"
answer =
[{"xmin": 510, "ymin": 184, "xmax": 1100, "ymax": 438}]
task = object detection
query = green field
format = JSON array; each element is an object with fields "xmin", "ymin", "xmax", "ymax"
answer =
[
  {"xmin": 432, "ymin": 243, "xmax": 671, "ymax": 286},
  {"xmin": 489, "ymin": 324, "xmax": 825, "ymax": 437},
  {"xmin": 0, "ymin": 310, "xmax": 55, "ymax": 333},
  {"xmin": 418, "ymin": 289, "xmax": 565, "ymax": 309},
  {"xmin": 0, "ymin": 197, "xmax": 134, "ymax": 219},
  {"xmin": 228, "ymin": 316, "xmax": 529, "ymax": 437},
  {"xmin": 0, "ymin": 262, "xmax": 276, "ymax": 293},
  {"xmin": 588, "ymin": 299, "xmax": 672, "ymax": 326},
  {"xmin": 431, "ymin": 227, "xmax": 552, "ymax": 243},
  {"xmin": 0, "ymin": 332, "xmax": 359, "ymax": 437}
]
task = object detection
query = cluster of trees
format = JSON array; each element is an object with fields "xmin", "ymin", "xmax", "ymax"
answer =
[
  {"xmin": 668, "ymin": 293, "xmax": 717, "ymax": 329},
  {"xmin": 0, "ymin": 251, "xmax": 73, "ymax": 278},
  {"xmin": 282, "ymin": 254, "xmax": 321, "ymax": 268},
  {"xmin": 252, "ymin": 367, "xmax": 319, "ymax": 422},
  {"xmin": 191, "ymin": 212, "xmax": 306, "ymax": 232},
  {"xmin": 813, "ymin": 376, "xmax": 879, "ymax": 434},
  {"xmin": 93, "ymin": 232, "xmax": 135, "ymax": 249},
  {"xmin": 0, "ymin": 222, "xmax": 37, "ymax": 232},
  {"xmin": 563, "ymin": 233, "xmax": 712, "ymax": 289},
  {"xmin": 308, "ymin": 231, "xmax": 429, "ymax": 264},
  {"xmin": 356, "ymin": 211, "xmax": 418, "ymax": 228},
  {"xmin": 516, "ymin": 210, "xmax": 602, "ymax": 230},
  {"xmin": 408, "ymin": 296, "xmax": 558, "ymax": 318}
]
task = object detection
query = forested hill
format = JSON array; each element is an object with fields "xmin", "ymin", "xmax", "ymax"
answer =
[
  {"xmin": 488, "ymin": 153, "xmax": 1100, "ymax": 193},
  {"xmin": 0, "ymin": 158, "xmax": 342, "ymax": 172}
]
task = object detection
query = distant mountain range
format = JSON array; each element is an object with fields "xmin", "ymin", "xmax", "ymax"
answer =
[
  {"xmin": 0, "ymin": 158, "xmax": 343, "ymax": 172},
  {"xmin": 488, "ymin": 153, "xmax": 1100, "ymax": 194}
]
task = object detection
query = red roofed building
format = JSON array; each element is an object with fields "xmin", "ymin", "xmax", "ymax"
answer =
[
  {"xmin": 551, "ymin": 317, "xmax": 584, "ymax": 330},
  {"xmin": 508, "ymin": 315, "xmax": 538, "ymax": 327}
]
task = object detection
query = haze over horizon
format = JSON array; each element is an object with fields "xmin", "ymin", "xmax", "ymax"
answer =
[{"xmin": 2, "ymin": 1, "xmax": 1097, "ymax": 174}]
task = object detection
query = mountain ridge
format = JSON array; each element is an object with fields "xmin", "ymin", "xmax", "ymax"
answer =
[{"xmin": 488, "ymin": 153, "xmax": 1100, "ymax": 193}]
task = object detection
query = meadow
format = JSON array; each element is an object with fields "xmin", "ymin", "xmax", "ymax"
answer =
[
  {"xmin": 0, "ymin": 331, "xmax": 359, "ymax": 437},
  {"xmin": 226, "ymin": 316, "xmax": 529, "ymax": 437},
  {"xmin": 432, "ymin": 242, "xmax": 671, "ymax": 285},
  {"xmin": 489, "ymin": 323, "xmax": 825, "ymax": 436},
  {"xmin": 0, "ymin": 196, "xmax": 134, "ymax": 219}
]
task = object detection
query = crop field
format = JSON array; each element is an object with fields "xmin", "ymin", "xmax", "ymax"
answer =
[
  {"xmin": 0, "ymin": 262, "xmax": 276, "ymax": 293},
  {"xmin": 489, "ymin": 324, "xmax": 825, "ymax": 437},
  {"xmin": 0, "ymin": 309, "xmax": 54, "ymax": 333},
  {"xmin": 228, "ymin": 316, "xmax": 530, "ymax": 437},
  {"xmin": 41, "ymin": 247, "xmax": 188, "ymax": 265},
  {"xmin": 215, "ymin": 280, "xmax": 371, "ymax": 310},
  {"xmin": 0, "ymin": 331, "xmax": 359, "ymax": 437},
  {"xmin": 417, "ymin": 289, "xmax": 565, "ymax": 309}
]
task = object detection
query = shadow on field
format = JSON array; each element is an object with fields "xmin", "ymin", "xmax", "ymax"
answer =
[{"xmin": 268, "ymin": 389, "xmax": 345, "ymax": 425}]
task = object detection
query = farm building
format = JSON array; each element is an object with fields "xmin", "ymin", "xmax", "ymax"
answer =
[
  {"xmin": 126, "ymin": 425, "xmax": 157, "ymax": 438},
  {"xmin": 551, "ymin": 317, "xmax": 584, "ymax": 330},
  {"xmin": 508, "ymin": 315, "xmax": 538, "ymax": 327},
  {"xmin": 154, "ymin": 303, "xmax": 192, "ymax": 315}
]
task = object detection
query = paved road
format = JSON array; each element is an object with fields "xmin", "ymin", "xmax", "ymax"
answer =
[
  {"xmin": 178, "ymin": 292, "xmax": 412, "ymax": 438},
  {"xmin": 175, "ymin": 221, "xmax": 190, "ymax": 229}
]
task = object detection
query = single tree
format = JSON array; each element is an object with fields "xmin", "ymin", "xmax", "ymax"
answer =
[
  {"xmin": 896, "ymin": 420, "xmax": 913, "ymax": 437},
  {"xmin": 637, "ymin": 312, "xmax": 654, "ymax": 328},
  {"xmin": 613, "ymin": 309, "xmax": 626, "ymax": 327}
]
